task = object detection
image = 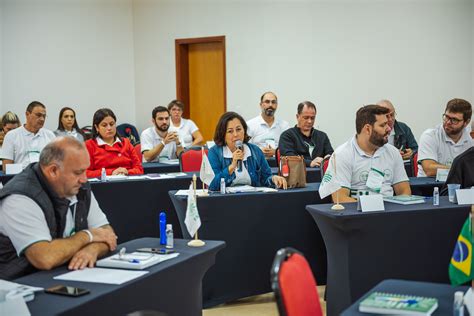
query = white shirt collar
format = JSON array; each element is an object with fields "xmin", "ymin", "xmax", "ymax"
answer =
[
  {"xmin": 352, "ymin": 135, "xmax": 386, "ymax": 158},
  {"xmin": 21, "ymin": 125, "xmax": 43, "ymax": 137},
  {"xmin": 223, "ymin": 144, "xmax": 252, "ymax": 161},
  {"xmin": 96, "ymin": 136, "xmax": 121, "ymax": 146},
  {"xmin": 439, "ymin": 124, "xmax": 472, "ymax": 145},
  {"xmin": 257, "ymin": 114, "xmax": 278, "ymax": 128}
]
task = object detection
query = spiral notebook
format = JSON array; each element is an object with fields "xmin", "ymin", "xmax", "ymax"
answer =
[{"xmin": 359, "ymin": 292, "xmax": 438, "ymax": 315}]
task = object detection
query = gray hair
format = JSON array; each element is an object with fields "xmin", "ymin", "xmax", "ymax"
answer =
[{"xmin": 40, "ymin": 136, "xmax": 85, "ymax": 167}]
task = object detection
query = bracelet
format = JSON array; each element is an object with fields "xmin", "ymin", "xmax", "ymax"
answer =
[{"xmin": 82, "ymin": 229, "xmax": 93, "ymax": 243}]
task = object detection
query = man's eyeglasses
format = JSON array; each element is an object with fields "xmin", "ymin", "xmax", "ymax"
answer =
[
  {"xmin": 442, "ymin": 114, "xmax": 463, "ymax": 125},
  {"xmin": 31, "ymin": 112, "xmax": 47, "ymax": 119},
  {"xmin": 262, "ymin": 100, "xmax": 277, "ymax": 105}
]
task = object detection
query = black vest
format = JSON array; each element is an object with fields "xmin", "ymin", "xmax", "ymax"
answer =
[{"xmin": 0, "ymin": 163, "xmax": 91, "ymax": 280}]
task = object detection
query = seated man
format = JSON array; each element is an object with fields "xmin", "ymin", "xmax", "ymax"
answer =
[
  {"xmin": 418, "ymin": 98, "xmax": 473, "ymax": 177},
  {"xmin": 247, "ymin": 92, "xmax": 289, "ymax": 158},
  {"xmin": 279, "ymin": 101, "xmax": 333, "ymax": 167},
  {"xmin": 0, "ymin": 137, "xmax": 117, "ymax": 280},
  {"xmin": 1, "ymin": 101, "xmax": 55, "ymax": 171},
  {"xmin": 141, "ymin": 106, "xmax": 184, "ymax": 162},
  {"xmin": 322, "ymin": 105, "xmax": 411, "ymax": 203},
  {"xmin": 441, "ymin": 147, "xmax": 474, "ymax": 194},
  {"xmin": 377, "ymin": 99, "xmax": 418, "ymax": 159}
]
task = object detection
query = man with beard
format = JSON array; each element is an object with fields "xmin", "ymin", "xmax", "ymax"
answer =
[
  {"xmin": 324, "ymin": 105, "xmax": 411, "ymax": 203},
  {"xmin": 1, "ymin": 101, "xmax": 55, "ymax": 171},
  {"xmin": 418, "ymin": 98, "xmax": 473, "ymax": 177},
  {"xmin": 279, "ymin": 101, "xmax": 333, "ymax": 167},
  {"xmin": 140, "ymin": 106, "xmax": 184, "ymax": 162},
  {"xmin": 377, "ymin": 99, "xmax": 418, "ymax": 159},
  {"xmin": 247, "ymin": 92, "xmax": 289, "ymax": 158},
  {"xmin": 0, "ymin": 137, "xmax": 117, "ymax": 279}
]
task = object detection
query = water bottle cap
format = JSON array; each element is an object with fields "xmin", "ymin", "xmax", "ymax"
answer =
[{"xmin": 166, "ymin": 224, "xmax": 172, "ymax": 229}]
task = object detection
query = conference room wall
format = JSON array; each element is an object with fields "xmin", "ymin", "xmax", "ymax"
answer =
[
  {"xmin": 0, "ymin": 0, "xmax": 136, "ymax": 131},
  {"xmin": 0, "ymin": 2, "xmax": 3, "ymax": 113},
  {"xmin": 133, "ymin": 0, "xmax": 472, "ymax": 147}
]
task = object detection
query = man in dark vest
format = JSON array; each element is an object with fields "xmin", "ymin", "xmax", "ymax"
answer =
[{"xmin": 0, "ymin": 136, "xmax": 117, "ymax": 280}]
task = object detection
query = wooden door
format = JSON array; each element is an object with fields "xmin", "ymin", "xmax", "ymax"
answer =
[{"xmin": 175, "ymin": 36, "xmax": 226, "ymax": 143}]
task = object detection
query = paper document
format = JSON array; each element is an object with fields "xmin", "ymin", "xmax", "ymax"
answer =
[
  {"xmin": 88, "ymin": 178, "xmax": 100, "ymax": 182},
  {"xmin": 0, "ymin": 280, "xmax": 43, "ymax": 302},
  {"xmin": 159, "ymin": 159, "xmax": 179, "ymax": 165},
  {"xmin": 164, "ymin": 172, "xmax": 187, "ymax": 177},
  {"xmin": 226, "ymin": 185, "xmax": 257, "ymax": 193},
  {"xmin": 97, "ymin": 252, "xmax": 179, "ymax": 270},
  {"xmin": 175, "ymin": 189, "xmax": 209, "ymax": 196},
  {"xmin": 54, "ymin": 268, "xmax": 148, "ymax": 285},
  {"xmin": 106, "ymin": 175, "xmax": 128, "ymax": 181},
  {"xmin": 128, "ymin": 175, "xmax": 148, "ymax": 180},
  {"xmin": 255, "ymin": 187, "xmax": 278, "ymax": 193}
]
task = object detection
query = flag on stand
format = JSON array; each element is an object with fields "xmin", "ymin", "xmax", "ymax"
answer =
[
  {"xmin": 185, "ymin": 183, "xmax": 201, "ymax": 238},
  {"xmin": 200, "ymin": 152, "xmax": 215, "ymax": 186},
  {"xmin": 318, "ymin": 155, "xmax": 341, "ymax": 199},
  {"xmin": 449, "ymin": 216, "xmax": 474, "ymax": 285}
]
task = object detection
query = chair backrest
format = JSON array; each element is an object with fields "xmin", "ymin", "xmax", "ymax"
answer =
[
  {"xmin": 411, "ymin": 152, "xmax": 418, "ymax": 177},
  {"xmin": 117, "ymin": 123, "xmax": 140, "ymax": 146},
  {"xmin": 271, "ymin": 247, "xmax": 323, "ymax": 316},
  {"xmin": 276, "ymin": 148, "xmax": 281, "ymax": 169},
  {"xmin": 81, "ymin": 125, "xmax": 93, "ymax": 140},
  {"xmin": 320, "ymin": 155, "xmax": 331, "ymax": 180},
  {"xmin": 134, "ymin": 144, "xmax": 142, "ymax": 162},
  {"xmin": 179, "ymin": 147, "xmax": 208, "ymax": 172}
]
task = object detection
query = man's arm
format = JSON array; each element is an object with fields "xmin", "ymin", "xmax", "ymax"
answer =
[
  {"xmin": 331, "ymin": 187, "xmax": 356, "ymax": 203},
  {"xmin": 393, "ymin": 181, "xmax": 411, "ymax": 196},
  {"xmin": 25, "ymin": 226, "xmax": 117, "ymax": 270},
  {"xmin": 191, "ymin": 130, "xmax": 203, "ymax": 146},
  {"xmin": 420, "ymin": 159, "xmax": 449, "ymax": 177}
]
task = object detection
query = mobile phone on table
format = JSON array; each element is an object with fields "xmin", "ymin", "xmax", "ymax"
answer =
[
  {"xmin": 136, "ymin": 247, "xmax": 175, "ymax": 254},
  {"xmin": 45, "ymin": 285, "xmax": 90, "ymax": 297}
]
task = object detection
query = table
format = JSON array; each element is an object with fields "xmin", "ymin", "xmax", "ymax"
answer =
[
  {"xmin": 15, "ymin": 238, "xmax": 225, "ymax": 316},
  {"xmin": 409, "ymin": 176, "xmax": 443, "ymax": 196},
  {"xmin": 270, "ymin": 167, "xmax": 321, "ymax": 183},
  {"xmin": 307, "ymin": 197, "xmax": 469, "ymax": 316},
  {"xmin": 341, "ymin": 279, "xmax": 468, "ymax": 316},
  {"xmin": 91, "ymin": 174, "xmax": 202, "ymax": 242},
  {"xmin": 169, "ymin": 183, "xmax": 331, "ymax": 307},
  {"xmin": 143, "ymin": 162, "xmax": 180, "ymax": 173}
]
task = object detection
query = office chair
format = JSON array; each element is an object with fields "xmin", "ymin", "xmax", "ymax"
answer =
[{"xmin": 179, "ymin": 147, "xmax": 208, "ymax": 172}]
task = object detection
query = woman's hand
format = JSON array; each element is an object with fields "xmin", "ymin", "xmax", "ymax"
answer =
[
  {"xmin": 272, "ymin": 175, "xmax": 288, "ymax": 190},
  {"xmin": 231, "ymin": 148, "xmax": 244, "ymax": 168},
  {"xmin": 112, "ymin": 167, "xmax": 128, "ymax": 175}
]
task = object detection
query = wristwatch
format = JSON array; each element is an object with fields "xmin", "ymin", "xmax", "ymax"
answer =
[{"xmin": 160, "ymin": 140, "xmax": 166, "ymax": 147}]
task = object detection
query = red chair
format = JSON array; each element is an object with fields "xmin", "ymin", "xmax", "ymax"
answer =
[
  {"xmin": 179, "ymin": 147, "xmax": 208, "ymax": 172},
  {"xmin": 411, "ymin": 152, "xmax": 418, "ymax": 177},
  {"xmin": 276, "ymin": 148, "xmax": 281, "ymax": 169},
  {"xmin": 271, "ymin": 248, "xmax": 323, "ymax": 316},
  {"xmin": 134, "ymin": 144, "xmax": 142, "ymax": 162}
]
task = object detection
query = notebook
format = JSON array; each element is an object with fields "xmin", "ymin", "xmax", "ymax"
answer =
[
  {"xmin": 359, "ymin": 292, "xmax": 438, "ymax": 315},
  {"xmin": 96, "ymin": 252, "xmax": 179, "ymax": 270},
  {"xmin": 383, "ymin": 195, "xmax": 425, "ymax": 205}
]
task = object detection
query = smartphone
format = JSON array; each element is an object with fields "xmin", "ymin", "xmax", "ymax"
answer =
[
  {"xmin": 45, "ymin": 285, "xmax": 90, "ymax": 297},
  {"xmin": 136, "ymin": 247, "xmax": 175, "ymax": 254}
]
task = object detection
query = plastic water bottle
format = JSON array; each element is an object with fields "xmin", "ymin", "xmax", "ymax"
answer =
[
  {"xmin": 159, "ymin": 212, "xmax": 167, "ymax": 246},
  {"xmin": 101, "ymin": 167, "xmax": 107, "ymax": 182},
  {"xmin": 453, "ymin": 291, "xmax": 464, "ymax": 316},
  {"xmin": 433, "ymin": 187, "xmax": 439, "ymax": 206},
  {"xmin": 166, "ymin": 224, "xmax": 174, "ymax": 249},
  {"xmin": 220, "ymin": 178, "xmax": 226, "ymax": 194}
]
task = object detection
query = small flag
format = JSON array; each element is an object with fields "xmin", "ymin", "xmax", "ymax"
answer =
[
  {"xmin": 319, "ymin": 155, "xmax": 341, "ymax": 199},
  {"xmin": 185, "ymin": 184, "xmax": 201, "ymax": 238},
  {"xmin": 449, "ymin": 216, "xmax": 474, "ymax": 285},
  {"xmin": 200, "ymin": 152, "xmax": 215, "ymax": 186}
]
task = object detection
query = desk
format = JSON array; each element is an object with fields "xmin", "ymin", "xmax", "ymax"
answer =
[
  {"xmin": 341, "ymin": 279, "xmax": 468, "ymax": 316},
  {"xmin": 270, "ymin": 167, "xmax": 321, "ymax": 183},
  {"xmin": 169, "ymin": 183, "xmax": 330, "ymax": 307},
  {"xmin": 91, "ymin": 175, "xmax": 201, "ymax": 242},
  {"xmin": 307, "ymin": 197, "xmax": 469, "ymax": 316},
  {"xmin": 16, "ymin": 238, "xmax": 225, "ymax": 316},
  {"xmin": 409, "ymin": 176, "xmax": 443, "ymax": 196},
  {"xmin": 143, "ymin": 162, "xmax": 180, "ymax": 173}
]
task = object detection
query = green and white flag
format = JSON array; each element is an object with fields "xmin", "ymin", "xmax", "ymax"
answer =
[
  {"xmin": 185, "ymin": 184, "xmax": 201, "ymax": 237},
  {"xmin": 200, "ymin": 152, "xmax": 215, "ymax": 186},
  {"xmin": 319, "ymin": 169, "xmax": 341, "ymax": 199}
]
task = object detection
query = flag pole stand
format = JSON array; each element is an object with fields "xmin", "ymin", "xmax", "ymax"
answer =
[
  {"xmin": 331, "ymin": 190, "xmax": 345, "ymax": 210},
  {"xmin": 188, "ymin": 174, "xmax": 205, "ymax": 247}
]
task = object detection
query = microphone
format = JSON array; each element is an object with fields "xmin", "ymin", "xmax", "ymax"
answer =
[{"xmin": 235, "ymin": 140, "xmax": 243, "ymax": 172}]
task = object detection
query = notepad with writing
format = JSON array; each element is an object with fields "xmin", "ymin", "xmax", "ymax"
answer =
[
  {"xmin": 96, "ymin": 252, "xmax": 179, "ymax": 270},
  {"xmin": 383, "ymin": 195, "xmax": 425, "ymax": 205},
  {"xmin": 359, "ymin": 292, "xmax": 438, "ymax": 315}
]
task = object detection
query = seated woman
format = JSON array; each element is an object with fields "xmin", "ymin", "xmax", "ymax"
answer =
[
  {"xmin": 167, "ymin": 100, "xmax": 203, "ymax": 148},
  {"xmin": 208, "ymin": 111, "xmax": 287, "ymax": 191},
  {"xmin": 85, "ymin": 108, "xmax": 143, "ymax": 177},
  {"xmin": 54, "ymin": 107, "xmax": 86, "ymax": 141},
  {"xmin": 0, "ymin": 111, "xmax": 21, "ymax": 148}
]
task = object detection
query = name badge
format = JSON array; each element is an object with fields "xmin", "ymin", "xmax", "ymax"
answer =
[
  {"xmin": 28, "ymin": 150, "xmax": 40, "ymax": 163},
  {"xmin": 265, "ymin": 139, "xmax": 276, "ymax": 149},
  {"xmin": 360, "ymin": 194, "xmax": 385, "ymax": 212},
  {"xmin": 366, "ymin": 168, "xmax": 384, "ymax": 193},
  {"xmin": 456, "ymin": 188, "xmax": 474, "ymax": 205}
]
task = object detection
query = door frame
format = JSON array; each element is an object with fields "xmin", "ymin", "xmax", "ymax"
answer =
[{"xmin": 175, "ymin": 35, "xmax": 227, "ymax": 118}]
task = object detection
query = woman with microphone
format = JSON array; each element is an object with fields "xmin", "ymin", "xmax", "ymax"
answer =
[{"xmin": 208, "ymin": 111, "xmax": 287, "ymax": 191}]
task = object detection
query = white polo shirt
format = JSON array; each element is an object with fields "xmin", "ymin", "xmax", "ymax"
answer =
[
  {"xmin": 0, "ymin": 192, "xmax": 109, "ymax": 255},
  {"xmin": 246, "ymin": 115, "xmax": 289, "ymax": 148},
  {"xmin": 417, "ymin": 124, "xmax": 474, "ymax": 177},
  {"xmin": 168, "ymin": 118, "xmax": 199, "ymax": 148},
  {"xmin": 326, "ymin": 136, "xmax": 409, "ymax": 197},
  {"xmin": 140, "ymin": 126, "xmax": 177, "ymax": 162},
  {"xmin": 0, "ymin": 126, "xmax": 56, "ymax": 168}
]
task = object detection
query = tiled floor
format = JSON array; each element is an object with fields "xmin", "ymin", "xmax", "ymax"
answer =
[{"xmin": 203, "ymin": 286, "xmax": 326, "ymax": 316}]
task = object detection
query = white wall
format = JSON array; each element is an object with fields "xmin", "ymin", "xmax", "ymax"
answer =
[
  {"xmin": 0, "ymin": 1, "xmax": 3, "ymax": 113},
  {"xmin": 133, "ymin": 0, "xmax": 472, "ymax": 147},
  {"xmin": 1, "ymin": 0, "xmax": 136, "ymax": 130}
]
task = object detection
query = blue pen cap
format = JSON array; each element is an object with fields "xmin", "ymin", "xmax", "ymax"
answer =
[{"xmin": 159, "ymin": 211, "xmax": 167, "ymax": 245}]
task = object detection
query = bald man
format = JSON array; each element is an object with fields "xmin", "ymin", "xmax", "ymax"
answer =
[
  {"xmin": 377, "ymin": 99, "xmax": 418, "ymax": 160},
  {"xmin": 0, "ymin": 137, "xmax": 117, "ymax": 279}
]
